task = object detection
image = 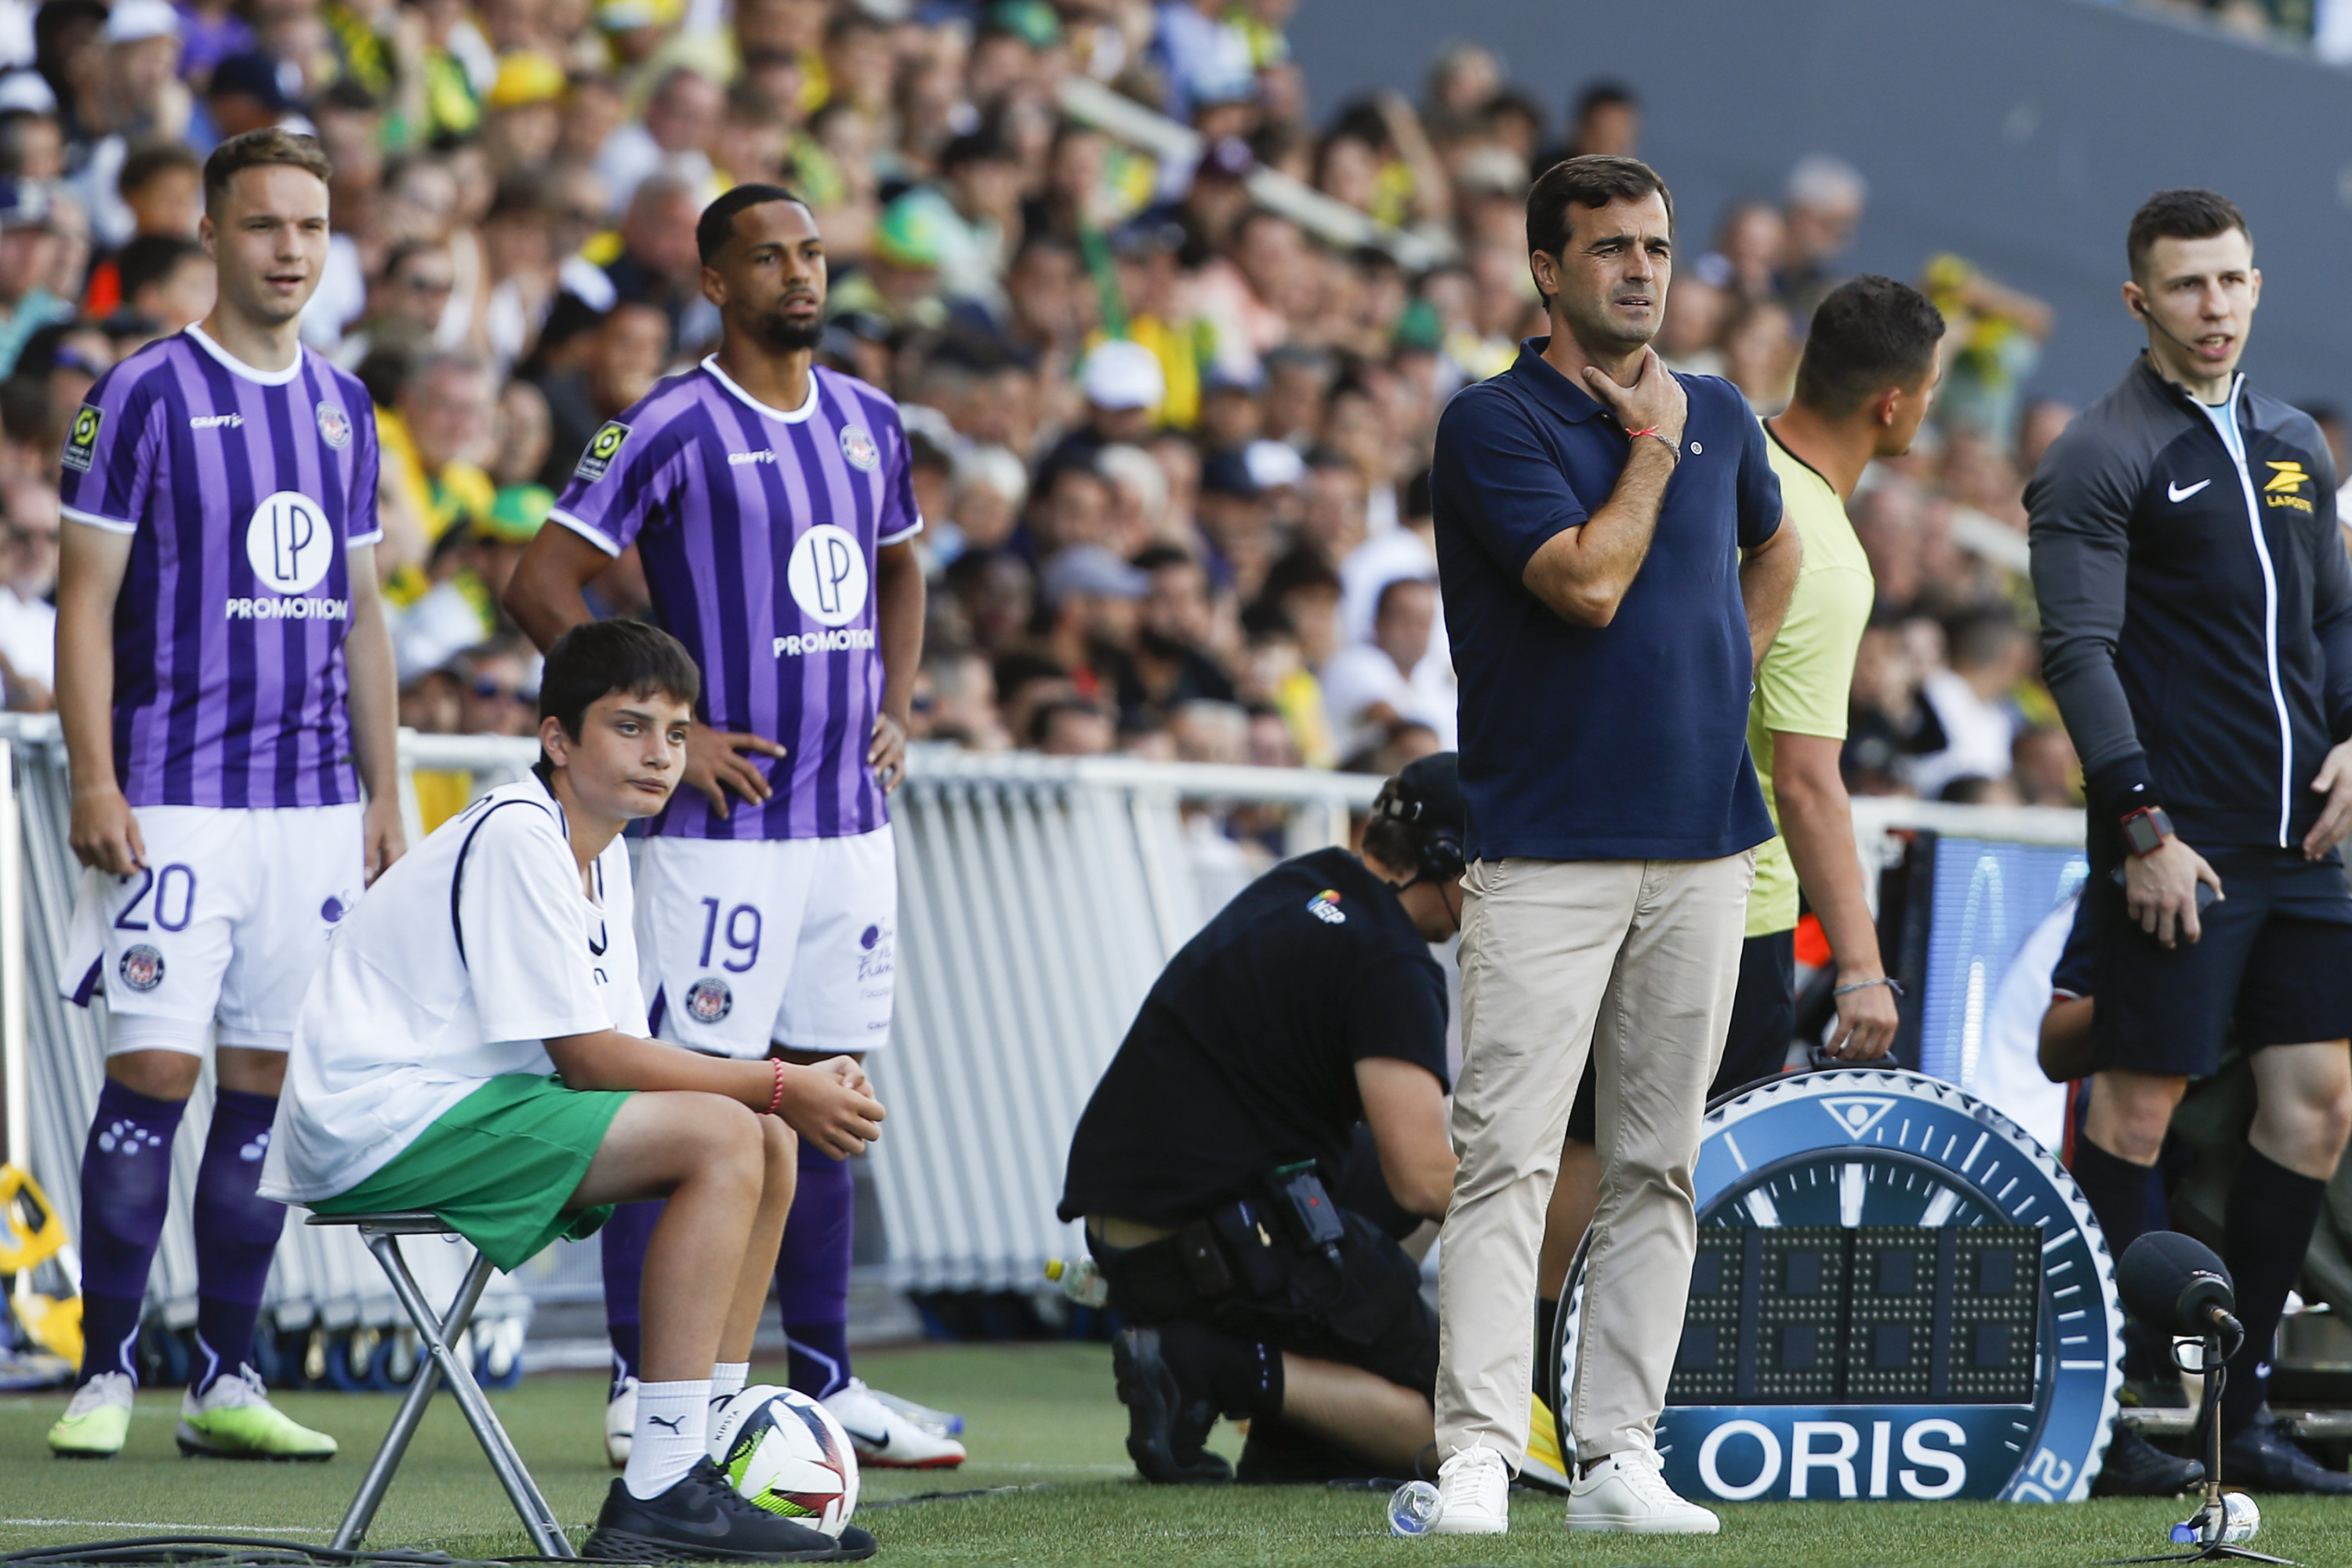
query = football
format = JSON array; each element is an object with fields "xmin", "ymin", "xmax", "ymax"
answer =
[{"xmin": 707, "ymin": 1385, "xmax": 861, "ymax": 1537}]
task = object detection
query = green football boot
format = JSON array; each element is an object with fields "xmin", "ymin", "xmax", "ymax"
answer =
[
  {"xmin": 48, "ymin": 1371, "xmax": 134, "ymax": 1458},
  {"xmin": 175, "ymin": 1364, "xmax": 336, "ymax": 1461}
]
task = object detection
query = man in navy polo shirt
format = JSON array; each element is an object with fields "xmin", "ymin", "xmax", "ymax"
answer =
[{"xmin": 1425, "ymin": 155, "xmax": 1798, "ymax": 1537}]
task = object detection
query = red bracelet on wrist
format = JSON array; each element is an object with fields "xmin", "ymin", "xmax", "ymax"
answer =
[
  {"xmin": 1625, "ymin": 425, "xmax": 1661, "ymax": 439},
  {"xmin": 765, "ymin": 1057, "xmax": 786, "ymax": 1116}
]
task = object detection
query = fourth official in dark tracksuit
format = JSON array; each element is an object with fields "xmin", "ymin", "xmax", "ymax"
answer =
[{"xmin": 2031, "ymin": 343, "xmax": 2352, "ymax": 1493}]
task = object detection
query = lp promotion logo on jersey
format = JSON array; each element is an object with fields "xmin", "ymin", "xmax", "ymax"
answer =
[
  {"xmin": 777, "ymin": 524, "xmax": 876, "ymax": 657},
  {"xmin": 230, "ymin": 493, "xmax": 347, "ymax": 621}
]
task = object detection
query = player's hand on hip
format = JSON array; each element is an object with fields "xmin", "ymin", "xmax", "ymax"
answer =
[
  {"xmin": 361, "ymin": 795, "xmax": 406, "ymax": 885},
  {"xmin": 868, "ymin": 712, "xmax": 908, "ymax": 793},
  {"xmin": 2123, "ymin": 837, "xmax": 2222, "ymax": 949},
  {"xmin": 69, "ymin": 786, "xmax": 144, "ymax": 875},
  {"xmin": 2303, "ymin": 738, "xmax": 2352, "ymax": 858},
  {"xmin": 1827, "ymin": 974, "xmax": 1899, "ymax": 1062},
  {"xmin": 1579, "ymin": 346, "xmax": 1688, "ymax": 447},
  {"xmin": 776, "ymin": 1060, "xmax": 886, "ymax": 1160},
  {"xmin": 684, "ymin": 722, "xmax": 786, "ymax": 818}
]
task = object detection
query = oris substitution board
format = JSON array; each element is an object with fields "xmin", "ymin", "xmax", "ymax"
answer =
[{"xmin": 1550, "ymin": 1068, "xmax": 2123, "ymax": 1502}]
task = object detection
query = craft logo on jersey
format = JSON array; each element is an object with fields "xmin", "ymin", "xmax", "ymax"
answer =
[
  {"xmin": 839, "ymin": 424, "xmax": 880, "ymax": 472},
  {"xmin": 2263, "ymin": 460, "xmax": 2314, "ymax": 512},
  {"xmin": 63, "ymin": 405, "xmax": 100, "ymax": 473},
  {"xmin": 787, "ymin": 524, "xmax": 869, "ymax": 628},
  {"xmin": 118, "ymin": 944, "xmax": 165, "ymax": 992},
  {"xmin": 244, "ymin": 491, "xmax": 336, "ymax": 596},
  {"xmin": 1305, "ymin": 889, "xmax": 1345, "ymax": 924},
  {"xmin": 316, "ymin": 401, "xmax": 352, "ymax": 449},
  {"xmin": 685, "ymin": 976, "xmax": 734, "ymax": 1024},
  {"xmin": 576, "ymin": 420, "xmax": 631, "ymax": 482}
]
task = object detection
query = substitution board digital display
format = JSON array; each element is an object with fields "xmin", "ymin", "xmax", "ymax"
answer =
[{"xmin": 1553, "ymin": 1069, "xmax": 2122, "ymax": 1503}]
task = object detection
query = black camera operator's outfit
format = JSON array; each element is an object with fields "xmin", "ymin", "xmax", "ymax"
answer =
[{"xmin": 1059, "ymin": 845, "xmax": 1449, "ymax": 1484}]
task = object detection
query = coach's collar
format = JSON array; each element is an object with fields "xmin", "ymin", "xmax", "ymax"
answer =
[
  {"xmin": 702, "ymin": 356, "xmax": 822, "ymax": 424},
  {"xmin": 1507, "ymin": 338, "xmax": 1609, "ymax": 425}
]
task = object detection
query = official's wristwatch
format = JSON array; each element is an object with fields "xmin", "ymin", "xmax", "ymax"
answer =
[{"xmin": 2121, "ymin": 804, "xmax": 2175, "ymax": 858}]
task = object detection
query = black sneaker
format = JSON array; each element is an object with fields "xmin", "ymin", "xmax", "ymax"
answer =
[
  {"xmin": 2092, "ymin": 1427, "xmax": 2204, "ymax": 1497},
  {"xmin": 582, "ymin": 1457, "xmax": 880, "ymax": 1561},
  {"xmin": 1111, "ymin": 1327, "xmax": 1231, "ymax": 1485},
  {"xmin": 2217, "ymin": 1417, "xmax": 2352, "ymax": 1495}
]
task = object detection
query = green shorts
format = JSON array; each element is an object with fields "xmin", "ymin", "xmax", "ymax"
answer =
[{"xmin": 311, "ymin": 1074, "xmax": 633, "ymax": 1272}]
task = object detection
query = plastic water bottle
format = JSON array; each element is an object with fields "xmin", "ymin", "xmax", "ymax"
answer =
[
  {"xmin": 1043, "ymin": 1257, "xmax": 1109, "ymax": 1308},
  {"xmin": 2172, "ymin": 1494, "xmax": 2259, "ymax": 1546},
  {"xmin": 1388, "ymin": 1480, "xmax": 1442, "ymax": 1537}
]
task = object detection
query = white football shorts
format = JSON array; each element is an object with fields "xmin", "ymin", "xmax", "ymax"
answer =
[
  {"xmin": 637, "ymin": 826, "xmax": 898, "ymax": 1058},
  {"xmin": 60, "ymin": 804, "xmax": 367, "ymax": 1054}
]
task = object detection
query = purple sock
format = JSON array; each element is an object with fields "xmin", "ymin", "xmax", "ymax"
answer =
[
  {"xmin": 602, "ymin": 1200, "xmax": 661, "ymax": 1395},
  {"xmin": 777, "ymin": 1145, "xmax": 855, "ymax": 1399},
  {"xmin": 75, "ymin": 1079, "xmax": 187, "ymax": 1385},
  {"xmin": 190, "ymin": 1088, "xmax": 287, "ymax": 1396}
]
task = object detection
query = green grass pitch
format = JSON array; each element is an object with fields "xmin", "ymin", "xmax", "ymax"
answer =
[{"xmin": 2, "ymin": 1342, "xmax": 2346, "ymax": 1566}]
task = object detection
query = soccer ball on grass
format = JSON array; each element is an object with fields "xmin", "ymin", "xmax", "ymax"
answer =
[{"xmin": 707, "ymin": 1384, "xmax": 861, "ymax": 1537}]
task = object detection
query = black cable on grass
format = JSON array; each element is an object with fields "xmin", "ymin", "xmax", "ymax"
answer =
[{"xmin": 1, "ymin": 1537, "xmax": 488, "ymax": 1568}]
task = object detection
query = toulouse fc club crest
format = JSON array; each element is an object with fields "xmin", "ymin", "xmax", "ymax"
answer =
[
  {"xmin": 839, "ymin": 425, "xmax": 880, "ymax": 472},
  {"xmin": 685, "ymin": 976, "xmax": 734, "ymax": 1024},
  {"xmin": 316, "ymin": 401, "xmax": 352, "ymax": 449},
  {"xmin": 118, "ymin": 945, "xmax": 166, "ymax": 992}
]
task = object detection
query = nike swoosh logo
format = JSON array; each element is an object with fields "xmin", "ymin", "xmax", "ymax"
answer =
[
  {"xmin": 2169, "ymin": 479, "xmax": 2212, "ymax": 502},
  {"xmin": 663, "ymin": 1507, "xmax": 734, "ymax": 1538}
]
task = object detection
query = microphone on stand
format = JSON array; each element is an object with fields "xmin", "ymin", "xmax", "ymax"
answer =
[{"xmin": 2117, "ymin": 1232, "xmax": 2240, "ymax": 1345}]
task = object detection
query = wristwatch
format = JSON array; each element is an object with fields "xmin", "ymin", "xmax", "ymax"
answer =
[{"xmin": 2121, "ymin": 804, "xmax": 2175, "ymax": 858}]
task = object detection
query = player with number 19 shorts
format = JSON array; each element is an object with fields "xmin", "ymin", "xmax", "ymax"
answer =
[{"xmin": 517, "ymin": 185, "xmax": 961, "ymax": 1469}]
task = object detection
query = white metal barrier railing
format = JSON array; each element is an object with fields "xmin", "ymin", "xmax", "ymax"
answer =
[{"xmin": 3, "ymin": 713, "xmax": 2086, "ymax": 1341}]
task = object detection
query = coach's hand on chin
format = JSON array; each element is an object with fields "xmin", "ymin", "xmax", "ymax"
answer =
[{"xmin": 775, "ymin": 1054, "xmax": 886, "ymax": 1160}]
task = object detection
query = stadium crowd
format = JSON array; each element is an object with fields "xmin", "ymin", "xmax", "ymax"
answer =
[{"xmin": 0, "ymin": 0, "xmax": 2103, "ymax": 816}]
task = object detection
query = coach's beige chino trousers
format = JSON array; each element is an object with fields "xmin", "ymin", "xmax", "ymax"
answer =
[{"xmin": 1435, "ymin": 851, "xmax": 1754, "ymax": 1473}]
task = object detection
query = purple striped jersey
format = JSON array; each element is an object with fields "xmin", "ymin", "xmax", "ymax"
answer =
[
  {"xmin": 57, "ymin": 328, "xmax": 381, "ymax": 810},
  {"xmin": 550, "ymin": 359, "xmax": 921, "ymax": 841}
]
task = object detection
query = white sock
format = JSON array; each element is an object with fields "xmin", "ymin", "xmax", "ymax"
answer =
[
  {"xmin": 710, "ymin": 1363, "xmax": 749, "ymax": 1403},
  {"xmin": 622, "ymin": 1378, "xmax": 710, "ymax": 1500}
]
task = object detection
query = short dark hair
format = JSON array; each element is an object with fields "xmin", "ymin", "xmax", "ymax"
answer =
[
  {"xmin": 119, "ymin": 138, "xmax": 201, "ymax": 198},
  {"xmin": 695, "ymin": 181, "xmax": 807, "ymax": 265},
  {"xmin": 1574, "ymin": 79, "xmax": 1639, "ymax": 121},
  {"xmin": 538, "ymin": 619, "xmax": 702, "ymax": 753},
  {"xmin": 1792, "ymin": 275, "xmax": 1946, "ymax": 418},
  {"xmin": 203, "ymin": 128, "xmax": 332, "ymax": 215},
  {"xmin": 118, "ymin": 235, "xmax": 206, "ymax": 302},
  {"xmin": 2126, "ymin": 188, "xmax": 2249, "ymax": 279},
  {"xmin": 1525, "ymin": 154, "xmax": 1672, "ymax": 299}
]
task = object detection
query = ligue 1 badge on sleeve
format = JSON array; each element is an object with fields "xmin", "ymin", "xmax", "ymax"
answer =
[
  {"xmin": 63, "ymin": 404, "xmax": 100, "ymax": 473},
  {"xmin": 316, "ymin": 401, "xmax": 352, "ymax": 450},
  {"xmin": 577, "ymin": 420, "xmax": 631, "ymax": 482},
  {"xmin": 840, "ymin": 425, "xmax": 880, "ymax": 472}
]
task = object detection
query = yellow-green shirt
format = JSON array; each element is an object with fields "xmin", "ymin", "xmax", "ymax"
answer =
[{"xmin": 1748, "ymin": 420, "xmax": 1876, "ymax": 937}]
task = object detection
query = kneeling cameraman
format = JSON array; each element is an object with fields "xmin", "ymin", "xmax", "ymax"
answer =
[{"xmin": 1058, "ymin": 755, "xmax": 1463, "ymax": 1485}]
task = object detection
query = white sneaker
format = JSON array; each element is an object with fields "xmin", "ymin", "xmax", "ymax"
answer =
[
  {"xmin": 604, "ymin": 1376, "xmax": 637, "ymax": 1469},
  {"xmin": 1432, "ymin": 1444, "xmax": 1511, "ymax": 1534},
  {"xmin": 1566, "ymin": 1448, "xmax": 1720, "ymax": 1534},
  {"xmin": 822, "ymin": 1377, "xmax": 966, "ymax": 1468}
]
